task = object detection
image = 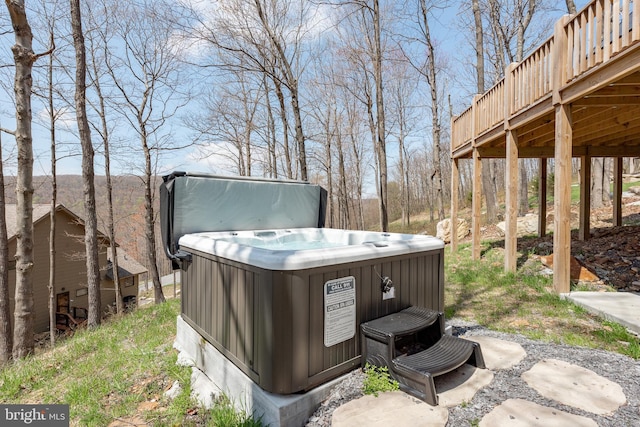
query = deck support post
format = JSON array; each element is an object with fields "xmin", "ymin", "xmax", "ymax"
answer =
[
  {"xmin": 538, "ymin": 159, "xmax": 547, "ymax": 237},
  {"xmin": 451, "ymin": 157, "xmax": 460, "ymax": 253},
  {"xmin": 579, "ymin": 154, "xmax": 591, "ymax": 241},
  {"xmin": 471, "ymin": 94, "xmax": 482, "ymax": 261},
  {"xmin": 505, "ymin": 129, "xmax": 518, "ymax": 273},
  {"xmin": 613, "ymin": 157, "xmax": 623, "ymax": 226},
  {"xmin": 553, "ymin": 103, "xmax": 573, "ymax": 294},
  {"xmin": 472, "ymin": 148, "xmax": 482, "ymax": 260}
]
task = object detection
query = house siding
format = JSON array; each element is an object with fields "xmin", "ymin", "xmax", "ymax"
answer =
[{"xmin": 8, "ymin": 209, "xmax": 137, "ymax": 334}]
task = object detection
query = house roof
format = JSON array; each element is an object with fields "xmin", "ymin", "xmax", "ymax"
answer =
[
  {"xmin": 106, "ymin": 248, "xmax": 147, "ymax": 279},
  {"xmin": 5, "ymin": 204, "xmax": 51, "ymax": 239},
  {"xmin": 5, "ymin": 203, "xmax": 110, "ymax": 243}
]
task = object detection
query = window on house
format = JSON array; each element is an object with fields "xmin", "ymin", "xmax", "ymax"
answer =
[{"xmin": 76, "ymin": 288, "xmax": 88, "ymax": 297}]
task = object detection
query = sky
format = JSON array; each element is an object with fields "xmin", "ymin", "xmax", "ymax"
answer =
[{"xmin": 0, "ymin": 0, "xmax": 590, "ymax": 184}]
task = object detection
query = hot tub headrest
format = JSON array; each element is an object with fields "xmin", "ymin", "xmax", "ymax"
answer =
[{"xmin": 161, "ymin": 172, "xmax": 327, "ymax": 268}]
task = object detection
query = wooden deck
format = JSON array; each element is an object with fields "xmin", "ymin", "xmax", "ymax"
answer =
[{"xmin": 450, "ymin": 0, "xmax": 640, "ymax": 292}]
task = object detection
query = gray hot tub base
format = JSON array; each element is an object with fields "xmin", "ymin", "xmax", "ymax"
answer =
[{"xmin": 174, "ymin": 315, "xmax": 349, "ymax": 427}]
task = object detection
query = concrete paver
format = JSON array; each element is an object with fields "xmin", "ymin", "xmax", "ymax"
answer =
[
  {"xmin": 565, "ymin": 291, "xmax": 640, "ymax": 335},
  {"xmin": 463, "ymin": 335, "xmax": 526, "ymax": 370},
  {"xmin": 332, "ymin": 391, "xmax": 448, "ymax": 427},
  {"xmin": 330, "ymin": 335, "xmax": 630, "ymax": 426},
  {"xmin": 478, "ymin": 399, "xmax": 598, "ymax": 427},
  {"xmin": 435, "ymin": 364, "xmax": 494, "ymax": 407},
  {"xmin": 521, "ymin": 358, "xmax": 627, "ymax": 415}
]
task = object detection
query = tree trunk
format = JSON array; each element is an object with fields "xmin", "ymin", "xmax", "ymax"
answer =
[
  {"xmin": 7, "ymin": 0, "xmax": 36, "ymax": 359},
  {"xmin": 141, "ymin": 129, "xmax": 165, "ymax": 304},
  {"xmin": 603, "ymin": 158, "xmax": 612, "ymax": 205},
  {"xmin": 516, "ymin": 1, "xmax": 537, "ymax": 213},
  {"xmin": 592, "ymin": 157, "xmax": 604, "ymax": 209},
  {"xmin": 335, "ymin": 115, "xmax": 350, "ymax": 229},
  {"xmin": 0, "ymin": 127, "xmax": 11, "ymax": 364},
  {"xmin": 475, "ymin": 0, "xmax": 497, "ymax": 222},
  {"xmin": 419, "ymin": 0, "xmax": 445, "ymax": 221},
  {"xmin": 565, "ymin": 0, "xmax": 577, "ymax": 14},
  {"xmin": 263, "ymin": 76, "xmax": 278, "ymax": 178},
  {"xmin": 518, "ymin": 160, "xmax": 529, "ymax": 215},
  {"xmin": 373, "ymin": 0, "xmax": 388, "ymax": 231},
  {"xmin": 91, "ymin": 51, "xmax": 123, "ymax": 314},
  {"xmin": 253, "ymin": 0, "xmax": 307, "ymax": 180},
  {"xmin": 347, "ymin": 104, "xmax": 365, "ymax": 230},
  {"xmin": 472, "ymin": 0, "xmax": 485, "ymax": 93},
  {"xmin": 70, "ymin": 0, "xmax": 101, "ymax": 328},
  {"xmin": 592, "ymin": 157, "xmax": 611, "ymax": 207},
  {"xmin": 273, "ymin": 78, "xmax": 293, "ymax": 179},
  {"xmin": 324, "ymin": 107, "xmax": 334, "ymax": 227},
  {"xmin": 398, "ymin": 112, "xmax": 407, "ymax": 227},
  {"xmin": 47, "ymin": 28, "xmax": 57, "ymax": 345}
]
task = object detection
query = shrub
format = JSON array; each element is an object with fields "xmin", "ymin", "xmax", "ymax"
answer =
[{"xmin": 362, "ymin": 364, "xmax": 399, "ymax": 397}]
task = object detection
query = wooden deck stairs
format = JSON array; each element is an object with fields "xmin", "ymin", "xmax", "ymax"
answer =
[{"xmin": 360, "ymin": 306, "xmax": 485, "ymax": 405}]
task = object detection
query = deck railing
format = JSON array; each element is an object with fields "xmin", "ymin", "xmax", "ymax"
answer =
[
  {"xmin": 476, "ymin": 79, "xmax": 505, "ymax": 134},
  {"xmin": 451, "ymin": 0, "xmax": 640, "ymax": 154},
  {"xmin": 511, "ymin": 38, "xmax": 554, "ymax": 113}
]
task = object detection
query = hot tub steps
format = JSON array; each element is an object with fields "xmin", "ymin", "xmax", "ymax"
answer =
[{"xmin": 361, "ymin": 306, "xmax": 485, "ymax": 405}]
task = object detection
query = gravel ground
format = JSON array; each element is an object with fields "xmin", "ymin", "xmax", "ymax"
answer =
[{"xmin": 306, "ymin": 319, "xmax": 640, "ymax": 427}]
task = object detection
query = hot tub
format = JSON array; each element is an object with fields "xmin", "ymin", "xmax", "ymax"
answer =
[{"xmin": 161, "ymin": 173, "xmax": 445, "ymax": 394}]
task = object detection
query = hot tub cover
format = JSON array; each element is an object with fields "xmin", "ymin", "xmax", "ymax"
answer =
[{"xmin": 161, "ymin": 172, "xmax": 327, "ymax": 268}]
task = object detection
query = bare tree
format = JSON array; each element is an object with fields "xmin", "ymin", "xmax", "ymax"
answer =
[
  {"xmin": 416, "ymin": 0, "xmax": 445, "ymax": 221},
  {"xmin": 369, "ymin": 0, "xmax": 389, "ymax": 230},
  {"xmin": 336, "ymin": 0, "xmax": 389, "ymax": 230},
  {"xmin": 251, "ymin": 0, "xmax": 308, "ymax": 180},
  {"xmin": 185, "ymin": 0, "xmax": 311, "ymax": 180},
  {"xmin": 70, "ymin": 0, "xmax": 102, "ymax": 327},
  {"xmin": 187, "ymin": 69, "xmax": 263, "ymax": 176},
  {"xmin": 471, "ymin": 0, "xmax": 498, "ymax": 223},
  {"xmin": 46, "ymin": 20, "xmax": 58, "ymax": 345},
  {"xmin": 85, "ymin": 0, "xmax": 123, "ymax": 313},
  {"xmin": 591, "ymin": 158, "xmax": 612, "ymax": 209},
  {"xmin": 106, "ymin": 0, "xmax": 191, "ymax": 304},
  {"xmin": 5, "ymin": 0, "xmax": 51, "ymax": 358},
  {"xmin": 472, "ymin": 0, "xmax": 485, "ymax": 93},
  {"xmin": 386, "ymin": 55, "xmax": 419, "ymax": 227},
  {"xmin": 481, "ymin": 0, "xmax": 546, "ymax": 217}
]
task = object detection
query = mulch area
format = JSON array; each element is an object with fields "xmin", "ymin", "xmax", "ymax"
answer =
[{"xmin": 469, "ymin": 189, "xmax": 640, "ymax": 292}]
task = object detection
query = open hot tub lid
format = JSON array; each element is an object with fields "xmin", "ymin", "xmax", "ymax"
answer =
[{"xmin": 161, "ymin": 171, "xmax": 327, "ymax": 269}]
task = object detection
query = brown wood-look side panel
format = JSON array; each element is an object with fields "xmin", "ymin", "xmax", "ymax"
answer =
[
  {"xmin": 182, "ymin": 251, "xmax": 263, "ymax": 377},
  {"xmin": 181, "ymin": 247, "xmax": 443, "ymax": 394},
  {"xmin": 305, "ymin": 250, "xmax": 443, "ymax": 383}
]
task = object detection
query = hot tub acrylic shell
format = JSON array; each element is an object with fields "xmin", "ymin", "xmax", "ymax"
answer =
[{"xmin": 178, "ymin": 228, "xmax": 444, "ymax": 394}]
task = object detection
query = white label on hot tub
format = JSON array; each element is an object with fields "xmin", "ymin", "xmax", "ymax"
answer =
[{"xmin": 324, "ymin": 276, "xmax": 356, "ymax": 347}]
